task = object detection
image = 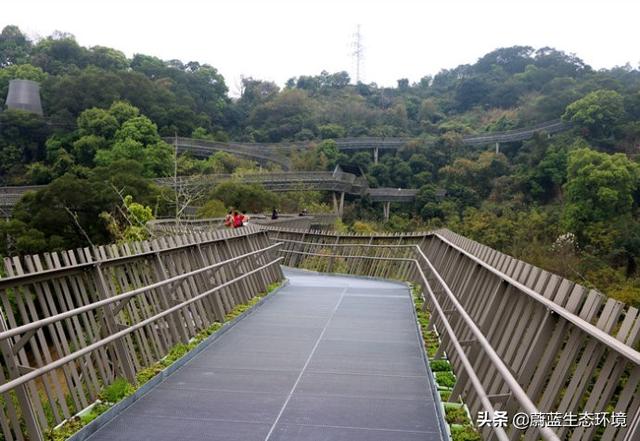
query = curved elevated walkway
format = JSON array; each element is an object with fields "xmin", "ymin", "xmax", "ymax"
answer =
[
  {"xmin": 168, "ymin": 118, "xmax": 571, "ymax": 163},
  {"xmin": 86, "ymin": 268, "xmax": 445, "ymax": 441}
]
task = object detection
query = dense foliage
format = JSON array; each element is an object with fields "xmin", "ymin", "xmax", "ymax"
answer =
[{"xmin": 2, "ymin": 25, "xmax": 640, "ymax": 304}]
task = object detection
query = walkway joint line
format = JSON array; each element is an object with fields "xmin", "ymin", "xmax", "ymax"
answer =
[{"xmin": 263, "ymin": 286, "xmax": 348, "ymax": 441}]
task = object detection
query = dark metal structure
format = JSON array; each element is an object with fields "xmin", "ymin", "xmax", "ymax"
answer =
[{"xmin": 5, "ymin": 79, "xmax": 43, "ymax": 115}]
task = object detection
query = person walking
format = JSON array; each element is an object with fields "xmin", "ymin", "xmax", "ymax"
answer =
[{"xmin": 271, "ymin": 208, "xmax": 279, "ymax": 220}]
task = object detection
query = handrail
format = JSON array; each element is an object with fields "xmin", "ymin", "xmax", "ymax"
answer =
[
  {"xmin": 276, "ymin": 235, "xmax": 640, "ymax": 440},
  {"xmin": 275, "ymin": 238, "xmax": 419, "ymax": 247},
  {"xmin": 273, "ymin": 231, "xmax": 640, "ymax": 365},
  {"xmin": 169, "ymin": 119, "xmax": 571, "ymax": 152},
  {"xmin": 410, "ymin": 245, "xmax": 559, "ymax": 441},
  {"xmin": 433, "ymin": 233, "xmax": 640, "ymax": 365},
  {"xmin": 0, "ymin": 256, "xmax": 283, "ymax": 395},
  {"xmin": 279, "ymin": 247, "xmax": 531, "ymax": 441},
  {"xmin": 0, "ymin": 243, "xmax": 282, "ymax": 342},
  {"xmin": 0, "ymin": 229, "xmax": 266, "ymax": 289}
]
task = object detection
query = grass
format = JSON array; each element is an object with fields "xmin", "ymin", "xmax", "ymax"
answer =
[
  {"xmin": 435, "ymin": 371, "xmax": 457, "ymax": 389},
  {"xmin": 411, "ymin": 283, "xmax": 481, "ymax": 441},
  {"xmin": 430, "ymin": 359, "xmax": 452, "ymax": 372},
  {"xmin": 445, "ymin": 404, "xmax": 470, "ymax": 425},
  {"xmin": 100, "ymin": 378, "xmax": 134, "ymax": 403},
  {"xmin": 451, "ymin": 424, "xmax": 483, "ymax": 441},
  {"xmin": 45, "ymin": 280, "xmax": 282, "ymax": 441}
]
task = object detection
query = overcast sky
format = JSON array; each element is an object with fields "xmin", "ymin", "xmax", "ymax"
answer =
[{"xmin": 3, "ymin": 0, "xmax": 639, "ymax": 96}]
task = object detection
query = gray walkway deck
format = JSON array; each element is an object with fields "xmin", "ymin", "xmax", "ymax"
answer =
[{"xmin": 87, "ymin": 268, "xmax": 445, "ymax": 441}]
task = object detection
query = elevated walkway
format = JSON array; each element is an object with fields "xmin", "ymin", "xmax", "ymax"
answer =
[{"xmin": 85, "ymin": 269, "xmax": 445, "ymax": 441}]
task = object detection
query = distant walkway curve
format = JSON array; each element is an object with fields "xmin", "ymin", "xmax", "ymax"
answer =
[{"xmin": 167, "ymin": 118, "xmax": 571, "ymax": 166}]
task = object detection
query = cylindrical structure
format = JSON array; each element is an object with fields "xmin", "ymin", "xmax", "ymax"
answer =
[{"xmin": 5, "ymin": 79, "xmax": 43, "ymax": 115}]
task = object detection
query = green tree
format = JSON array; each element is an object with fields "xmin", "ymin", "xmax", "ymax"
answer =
[
  {"xmin": 31, "ymin": 32, "xmax": 88, "ymax": 75},
  {"xmin": 440, "ymin": 152, "xmax": 509, "ymax": 198},
  {"xmin": 563, "ymin": 90, "xmax": 625, "ymax": 139},
  {"xmin": 319, "ymin": 124, "xmax": 346, "ymax": 139},
  {"xmin": 101, "ymin": 195, "xmax": 155, "ymax": 242},
  {"xmin": 108, "ymin": 100, "xmax": 140, "ymax": 124},
  {"xmin": 0, "ymin": 110, "xmax": 48, "ymax": 181},
  {"xmin": 0, "ymin": 25, "xmax": 31, "ymax": 67},
  {"xmin": 196, "ymin": 199, "xmax": 227, "ymax": 218},
  {"xmin": 87, "ymin": 46, "xmax": 129, "ymax": 70},
  {"xmin": 249, "ymin": 89, "xmax": 314, "ymax": 141},
  {"xmin": 208, "ymin": 182, "xmax": 277, "ymax": 213},
  {"xmin": 0, "ymin": 64, "xmax": 46, "ymax": 106},
  {"xmin": 562, "ymin": 147, "xmax": 640, "ymax": 240},
  {"xmin": 77, "ymin": 107, "xmax": 119, "ymax": 138}
]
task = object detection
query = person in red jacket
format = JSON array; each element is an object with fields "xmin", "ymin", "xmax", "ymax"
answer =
[{"xmin": 233, "ymin": 211, "xmax": 244, "ymax": 228}]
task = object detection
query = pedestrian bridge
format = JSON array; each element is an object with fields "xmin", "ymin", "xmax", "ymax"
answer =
[
  {"xmin": 0, "ymin": 226, "xmax": 638, "ymax": 441},
  {"xmin": 168, "ymin": 118, "xmax": 571, "ymax": 169},
  {"xmin": 87, "ymin": 268, "xmax": 445, "ymax": 441}
]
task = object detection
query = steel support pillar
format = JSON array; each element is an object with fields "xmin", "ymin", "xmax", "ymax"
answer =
[
  {"xmin": 383, "ymin": 201, "xmax": 391, "ymax": 222},
  {"xmin": 495, "ymin": 142, "xmax": 500, "ymax": 154},
  {"xmin": 373, "ymin": 146, "xmax": 379, "ymax": 164},
  {"xmin": 332, "ymin": 192, "xmax": 345, "ymax": 218}
]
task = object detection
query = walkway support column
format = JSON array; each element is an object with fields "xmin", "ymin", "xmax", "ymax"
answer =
[
  {"xmin": 383, "ymin": 201, "xmax": 391, "ymax": 222},
  {"xmin": 495, "ymin": 142, "xmax": 500, "ymax": 154},
  {"xmin": 373, "ymin": 146, "xmax": 379, "ymax": 164},
  {"xmin": 339, "ymin": 191, "xmax": 345, "ymax": 218}
]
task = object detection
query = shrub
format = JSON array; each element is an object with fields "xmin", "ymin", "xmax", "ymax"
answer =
[
  {"xmin": 435, "ymin": 371, "xmax": 456, "ymax": 388},
  {"xmin": 445, "ymin": 405, "xmax": 470, "ymax": 425},
  {"xmin": 451, "ymin": 425, "xmax": 482, "ymax": 441},
  {"xmin": 430, "ymin": 359, "xmax": 452, "ymax": 372},
  {"xmin": 100, "ymin": 378, "xmax": 134, "ymax": 403}
]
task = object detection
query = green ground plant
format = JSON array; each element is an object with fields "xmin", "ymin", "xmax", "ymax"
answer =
[
  {"xmin": 411, "ymin": 284, "xmax": 481, "ymax": 441},
  {"xmin": 45, "ymin": 280, "xmax": 282, "ymax": 441}
]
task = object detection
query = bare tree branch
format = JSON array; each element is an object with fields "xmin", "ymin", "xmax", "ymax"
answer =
[
  {"xmin": 110, "ymin": 184, "xmax": 157, "ymax": 239},
  {"xmin": 63, "ymin": 206, "xmax": 95, "ymax": 248}
]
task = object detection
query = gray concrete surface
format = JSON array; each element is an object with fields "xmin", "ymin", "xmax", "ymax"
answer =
[{"xmin": 87, "ymin": 268, "xmax": 445, "ymax": 441}]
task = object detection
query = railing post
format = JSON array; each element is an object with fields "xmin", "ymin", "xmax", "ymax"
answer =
[
  {"xmin": 624, "ymin": 403, "xmax": 640, "ymax": 441},
  {"xmin": 152, "ymin": 253, "xmax": 190, "ymax": 343},
  {"xmin": 0, "ymin": 309, "xmax": 43, "ymax": 441},
  {"xmin": 327, "ymin": 236, "xmax": 340, "ymax": 273},
  {"xmin": 93, "ymin": 263, "xmax": 137, "ymax": 384}
]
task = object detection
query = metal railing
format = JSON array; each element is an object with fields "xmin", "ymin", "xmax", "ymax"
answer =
[
  {"xmin": 266, "ymin": 228, "xmax": 640, "ymax": 441},
  {"xmin": 169, "ymin": 119, "xmax": 572, "ymax": 158},
  {"xmin": 148, "ymin": 214, "xmax": 338, "ymax": 235},
  {"xmin": 463, "ymin": 119, "xmax": 571, "ymax": 145},
  {"xmin": 0, "ymin": 228, "xmax": 284, "ymax": 441}
]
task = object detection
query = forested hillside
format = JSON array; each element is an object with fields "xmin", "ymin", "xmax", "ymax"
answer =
[{"xmin": 2, "ymin": 25, "xmax": 640, "ymax": 305}]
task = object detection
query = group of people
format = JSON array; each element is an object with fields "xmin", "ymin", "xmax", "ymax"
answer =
[
  {"xmin": 224, "ymin": 207, "xmax": 308, "ymax": 227},
  {"xmin": 224, "ymin": 210, "xmax": 249, "ymax": 228}
]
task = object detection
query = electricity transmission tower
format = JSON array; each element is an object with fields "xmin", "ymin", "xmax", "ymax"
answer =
[{"xmin": 351, "ymin": 24, "xmax": 364, "ymax": 83}]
